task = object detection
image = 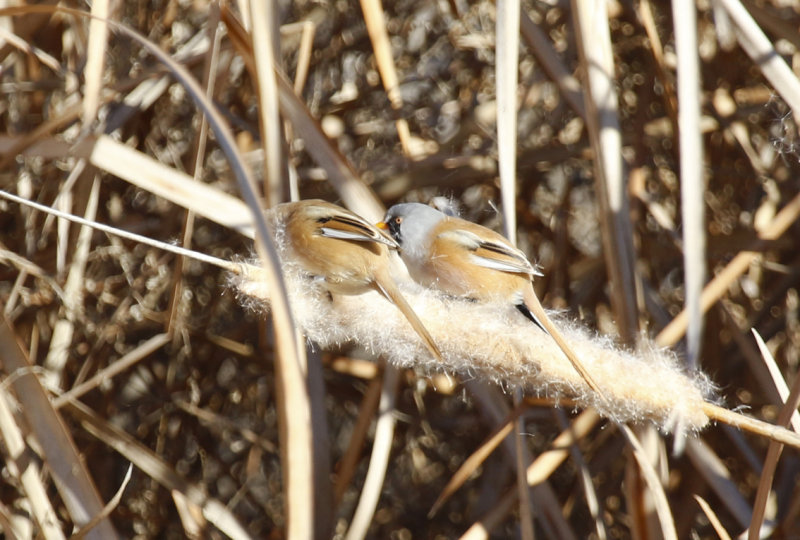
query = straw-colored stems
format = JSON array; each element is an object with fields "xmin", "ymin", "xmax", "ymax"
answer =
[
  {"xmin": 250, "ymin": 0, "xmax": 286, "ymax": 207},
  {"xmin": 671, "ymin": 0, "xmax": 706, "ymax": 369},
  {"xmin": 656, "ymin": 191, "xmax": 800, "ymax": 347},
  {"xmin": 0, "ymin": 315, "xmax": 117, "ymax": 538},
  {"xmin": 570, "ymin": 0, "xmax": 638, "ymax": 341}
]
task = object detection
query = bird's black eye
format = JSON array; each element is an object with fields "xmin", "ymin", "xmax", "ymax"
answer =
[{"xmin": 394, "ymin": 217, "xmax": 403, "ymax": 225}]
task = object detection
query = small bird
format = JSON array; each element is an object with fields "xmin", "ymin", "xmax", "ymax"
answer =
[
  {"xmin": 379, "ymin": 202, "xmax": 603, "ymax": 395},
  {"xmin": 271, "ymin": 200, "xmax": 443, "ymax": 362}
]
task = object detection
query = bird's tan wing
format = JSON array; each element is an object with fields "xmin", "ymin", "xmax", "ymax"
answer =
[
  {"xmin": 290, "ymin": 199, "xmax": 398, "ymax": 248},
  {"xmin": 316, "ymin": 207, "xmax": 398, "ymax": 248},
  {"xmin": 437, "ymin": 222, "xmax": 541, "ymax": 277}
]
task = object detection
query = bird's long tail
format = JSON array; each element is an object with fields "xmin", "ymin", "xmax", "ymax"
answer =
[
  {"xmin": 522, "ymin": 288, "xmax": 605, "ymax": 398},
  {"xmin": 374, "ymin": 275, "xmax": 444, "ymax": 363}
]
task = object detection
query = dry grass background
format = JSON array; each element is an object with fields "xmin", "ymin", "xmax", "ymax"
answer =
[{"xmin": 1, "ymin": 0, "xmax": 800, "ymax": 538}]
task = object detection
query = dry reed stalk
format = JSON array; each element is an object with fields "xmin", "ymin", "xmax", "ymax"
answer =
[
  {"xmin": 0, "ymin": 384, "xmax": 65, "ymax": 539},
  {"xmin": 748, "ymin": 356, "xmax": 800, "ymax": 539},
  {"xmin": 42, "ymin": 178, "xmax": 99, "ymax": 388},
  {"xmin": 519, "ymin": 10, "xmax": 585, "ymax": 120},
  {"xmin": 694, "ymin": 495, "xmax": 733, "ymax": 540},
  {"xmin": 571, "ymin": 0, "xmax": 638, "ymax": 341},
  {"xmin": 716, "ymin": 0, "xmax": 800, "ymax": 115},
  {"xmin": 671, "ymin": 0, "xmax": 707, "ymax": 370},
  {"xmin": 249, "ymin": 0, "xmax": 285, "ymax": 208},
  {"xmin": 82, "ymin": 0, "xmax": 112, "ymax": 127},
  {"xmin": 359, "ymin": 0, "xmax": 417, "ymax": 158},
  {"xmin": 0, "ymin": 316, "xmax": 117, "ymax": 538}
]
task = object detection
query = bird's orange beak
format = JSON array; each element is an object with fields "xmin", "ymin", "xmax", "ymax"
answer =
[{"xmin": 375, "ymin": 221, "xmax": 388, "ymax": 230}]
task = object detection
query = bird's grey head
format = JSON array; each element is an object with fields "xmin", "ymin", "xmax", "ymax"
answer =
[{"xmin": 383, "ymin": 203, "xmax": 446, "ymax": 261}]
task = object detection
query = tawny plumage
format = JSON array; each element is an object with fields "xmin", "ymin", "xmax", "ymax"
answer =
[
  {"xmin": 380, "ymin": 202, "xmax": 604, "ymax": 396},
  {"xmin": 272, "ymin": 200, "xmax": 443, "ymax": 362}
]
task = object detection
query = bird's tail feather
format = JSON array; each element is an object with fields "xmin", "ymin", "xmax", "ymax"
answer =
[
  {"xmin": 374, "ymin": 276, "xmax": 444, "ymax": 363},
  {"xmin": 522, "ymin": 288, "xmax": 605, "ymax": 398}
]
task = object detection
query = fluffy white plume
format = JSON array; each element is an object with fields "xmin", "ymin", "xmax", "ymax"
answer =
[{"xmin": 234, "ymin": 245, "xmax": 715, "ymax": 435}]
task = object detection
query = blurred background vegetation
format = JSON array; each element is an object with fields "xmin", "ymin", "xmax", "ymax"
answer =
[{"xmin": 1, "ymin": 0, "xmax": 800, "ymax": 538}]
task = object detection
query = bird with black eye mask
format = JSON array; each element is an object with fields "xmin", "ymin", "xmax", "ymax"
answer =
[{"xmin": 379, "ymin": 202, "xmax": 604, "ymax": 396}]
